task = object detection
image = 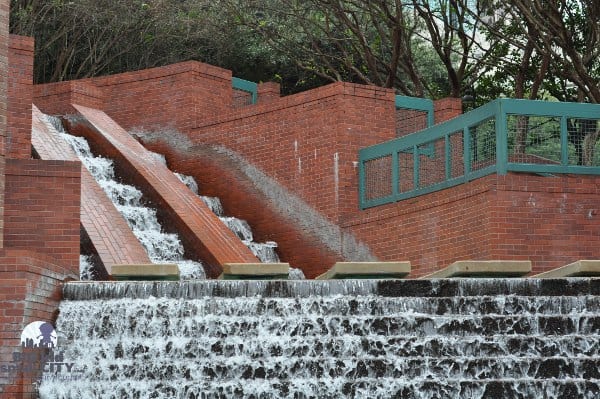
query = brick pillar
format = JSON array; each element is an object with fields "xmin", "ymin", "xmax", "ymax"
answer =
[
  {"xmin": 0, "ymin": 0, "xmax": 9, "ymax": 248},
  {"xmin": 257, "ymin": 82, "xmax": 280, "ymax": 104},
  {"xmin": 7, "ymin": 35, "xmax": 34, "ymax": 159},
  {"xmin": 434, "ymin": 97, "xmax": 462, "ymax": 124}
]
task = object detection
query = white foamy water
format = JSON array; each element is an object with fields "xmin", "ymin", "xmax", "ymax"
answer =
[
  {"xmin": 39, "ymin": 280, "xmax": 600, "ymax": 398},
  {"xmin": 173, "ymin": 170, "xmax": 305, "ymax": 279},
  {"xmin": 79, "ymin": 255, "xmax": 95, "ymax": 281},
  {"xmin": 48, "ymin": 117, "xmax": 205, "ymax": 280}
]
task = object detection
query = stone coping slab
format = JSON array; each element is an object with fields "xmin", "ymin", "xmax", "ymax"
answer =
[
  {"xmin": 112, "ymin": 264, "xmax": 180, "ymax": 281},
  {"xmin": 420, "ymin": 260, "xmax": 532, "ymax": 279},
  {"xmin": 220, "ymin": 263, "xmax": 290, "ymax": 280},
  {"xmin": 531, "ymin": 260, "xmax": 600, "ymax": 278},
  {"xmin": 316, "ymin": 262, "xmax": 411, "ymax": 280}
]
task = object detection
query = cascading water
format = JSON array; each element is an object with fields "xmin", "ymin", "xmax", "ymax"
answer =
[
  {"xmin": 79, "ymin": 255, "xmax": 95, "ymax": 281},
  {"xmin": 51, "ymin": 118, "xmax": 205, "ymax": 280},
  {"xmin": 39, "ymin": 279, "xmax": 600, "ymax": 398},
  {"xmin": 171, "ymin": 166, "xmax": 304, "ymax": 279}
]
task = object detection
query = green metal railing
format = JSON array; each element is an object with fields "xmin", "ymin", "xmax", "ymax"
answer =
[
  {"xmin": 395, "ymin": 95, "xmax": 435, "ymax": 128},
  {"xmin": 232, "ymin": 77, "xmax": 258, "ymax": 105},
  {"xmin": 359, "ymin": 98, "xmax": 600, "ymax": 209}
]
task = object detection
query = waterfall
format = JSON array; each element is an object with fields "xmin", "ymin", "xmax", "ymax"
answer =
[
  {"xmin": 38, "ymin": 278, "xmax": 600, "ymax": 398},
  {"xmin": 49, "ymin": 113, "xmax": 303, "ymax": 280},
  {"xmin": 79, "ymin": 255, "xmax": 95, "ymax": 281},
  {"xmin": 172, "ymin": 167, "xmax": 305, "ymax": 279},
  {"xmin": 53, "ymin": 122, "xmax": 205, "ymax": 280}
]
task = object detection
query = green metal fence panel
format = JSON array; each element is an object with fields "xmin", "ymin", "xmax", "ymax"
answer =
[
  {"xmin": 359, "ymin": 98, "xmax": 600, "ymax": 209},
  {"xmin": 394, "ymin": 95, "xmax": 435, "ymax": 135},
  {"xmin": 232, "ymin": 77, "xmax": 258, "ymax": 104}
]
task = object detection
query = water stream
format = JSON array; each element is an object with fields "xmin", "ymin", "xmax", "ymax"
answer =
[
  {"xmin": 50, "ymin": 117, "xmax": 205, "ymax": 280},
  {"xmin": 172, "ymin": 169, "xmax": 304, "ymax": 279},
  {"xmin": 48, "ymin": 115, "xmax": 303, "ymax": 280}
]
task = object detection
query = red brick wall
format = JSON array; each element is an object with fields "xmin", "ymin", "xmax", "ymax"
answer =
[
  {"xmin": 7, "ymin": 35, "xmax": 34, "ymax": 159},
  {"xmin": 35, "ymin": 62, "xmax": 234, "ymax": 134},
  {"xmin": 0, "ymin": 0, "xmax": 8, "ymax": 249},
  {"xmin": 0, "ymin": 0, "xmax": 7, "ymax": 156},
  {"xmin": 343, "ymin": 172, "xmax": 600, "ymax": 277},
  {"xmin": 33, "ymin": 80, "xmax": 104, "ymax": 116},
  {"xmin": 0, "ymin": 249, "xmax": 79, "ymax": 398},
  {"xmin": 4, "ymin": 159, "xmax": 81, "ymax": 272},
  {"xmin": 489, "ymin": 174, "xmax": 600, "ymax": 273},
  {"xmin": 434, "ymin": 97, "xmax": 462, "ymax": 124},
  {"xmin": 100, "ymin": 61, "xmax": 232, "ymax": 132},
  {"xmin": 191, "ymin": 82, "xmax": 396, "ymax": 223},
  {"xmin": 257, "ymin": 82, "xmax": 280, "ymax": 104}
]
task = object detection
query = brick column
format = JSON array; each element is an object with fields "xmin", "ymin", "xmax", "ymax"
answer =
[
  {"xmin": 434, "ymin": 97, "xmax": 462, "ymax": 124},
  {"xmin": 7, "ymin": 35, "xmax": 34, "ymax": 159},
  {"xmin": 0, "ymin": 0, "xmax": 9, "ymax": 248},
  {"xmin": 257, "ymin": 82, "xmax": 280, "ymax": 104}
]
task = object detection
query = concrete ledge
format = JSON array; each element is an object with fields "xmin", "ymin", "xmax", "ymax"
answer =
[
  {"xmin": 316, "ymin": 262, "xmax": 411, "ymax": 280},
  {"xmin": 531, "ymin": 260, "xmax": 600, "ymax": 278},
  {"xmin": 420, "ymin": 260, "xmax": 532, "ymax": 279},
  {"xmin": 220, "ymin": 263, "xmax": 290, "ymax": 280},
  {"xmin": 112, "ymin": 264, "xmax": 179, "ymax": 281}
]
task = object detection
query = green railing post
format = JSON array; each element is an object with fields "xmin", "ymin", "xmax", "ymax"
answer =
[
  {"xmin": 358, "ymin": 157, "xmax": 366, "ymax": 209},
  {"xmin": 392, "ymin": 151, "xmax": 399, "ymax": 198},
  {"xmin": 495, "ymin": 101, "xmax": 508, "ymax": 175},
  {"xmin": 413, "ymin": 145, "xmax": 420, "ymax": 189},
  {"xmin": 464, "ymin": 126, "xmax": 471, "ymax": 176}
]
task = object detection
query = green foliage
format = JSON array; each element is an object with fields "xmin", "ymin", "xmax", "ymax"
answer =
[{"xmin": 8, "ymin": 0, "xmax": 600, "ymax": 101}]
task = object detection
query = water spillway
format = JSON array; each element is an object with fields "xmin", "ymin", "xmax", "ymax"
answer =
[
  {"xmin": 173, "ymin": 170, "xmax": 304, "ymax": 278},
  {"xmin": 173, "ymin": 168, "xmax": 282, "ymax": 266},
  {"xmin": 66, "ymin": 105, "xmax": 260, "ymax": 277},
  {"xmin": 31, "ymin": 105, "xmax": 153, "ymax": 276},
  {"xmin": 39, "ymin": 279, "xmax": 599, "ymax": 398},
  {"xmin": 57, "ymin": 130, "xmax": 206, "ymax": 279}
]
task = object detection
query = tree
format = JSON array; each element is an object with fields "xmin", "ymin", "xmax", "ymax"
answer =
[
  {"xmin": 9, "ymin": 0, "xmax": 293, "ymax": 86},
  {"xmin": 477, "ymin": 0, "xmax": 600, "ymax": 164},
  {"xmin": 225, "ymin": 0, "xmax": 501, "ymax": 98}
]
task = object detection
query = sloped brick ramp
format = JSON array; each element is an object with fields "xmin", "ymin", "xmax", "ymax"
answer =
[
  {"xmin": 65, "ymin": 104, "xmax": 258, "ymax": 277},
  {"xmin": 31, "ymin": 105, "xmax": 152, "ymax": 275}
]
